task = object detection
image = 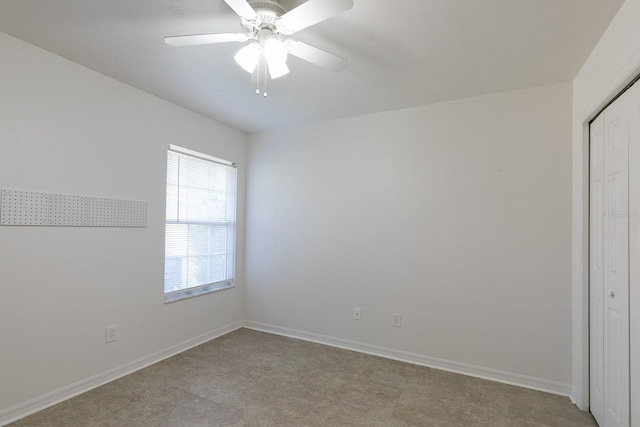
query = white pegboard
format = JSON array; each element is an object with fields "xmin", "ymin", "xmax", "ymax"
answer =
[
  {"xmin": 121, "ymin": 199, "xmax": 147, "ymax": 227},
  {"xmin": 1, "ymin": 190, "xmax": 49, "ymax": 226},
  {"xmin": 87, "ymin": 197, "xmax": 121, "ymax": 227},
  {"xmin": 0, "ymin": 189, "xmax": 147, "ymax": 228},
  {"xmin": 86, "ymin": 198, "xmax": 146, "ymax": 227},
  {"xmin": 49, "ymin": 194, "xmax": 88, "ymax": 226}
]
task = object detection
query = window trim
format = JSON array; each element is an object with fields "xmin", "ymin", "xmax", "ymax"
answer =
[
  {"xmin": 169, "ymin": 144, "xmax": 237, "ymax": 168},
  {"xmin": 164, "ymin": 280, "xmax": 235, "ymax": 304},
  {"xmin": 163, "ymin": 145, "xmax": 237, "ymax": 304}
]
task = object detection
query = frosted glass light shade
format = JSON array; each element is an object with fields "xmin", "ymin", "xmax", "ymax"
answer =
[
  {"xmin": 265, "ymin": 38, "xmax": 289, "ymax": 79},
  {"xmin": 234, "ymin": 43, "xmax": 260, "ymax": 73}
]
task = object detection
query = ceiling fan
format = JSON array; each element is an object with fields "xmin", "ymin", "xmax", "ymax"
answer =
[{"xmin": 165, "ymin": 0, "xmax": 354, "ymax": 95}]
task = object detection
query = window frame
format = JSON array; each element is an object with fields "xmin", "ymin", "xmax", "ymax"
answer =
[{"xmin": 163, "ymin": 144, "xmax": 237, "ymax": 303}]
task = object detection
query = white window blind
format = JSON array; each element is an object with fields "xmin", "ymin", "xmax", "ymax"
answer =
[{"xmin": 164, "ymin": 146, "xmax": 237, "ymax": 302}]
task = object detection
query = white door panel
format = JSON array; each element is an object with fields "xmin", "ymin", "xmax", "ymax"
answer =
[
  {"xmin": 590, "ymin": 83, "xmax": 633, "ymax": 427},
  {"xmin": 602, "ymin": 92, "xmax": 630, "ymax": 427},
  {"xmin": 627, "ymin": 81, "xmax": 640, "ymax": 427},
  {"xmin": 590, "ymin": 113, "xmax": 605, "ymax": 426}
]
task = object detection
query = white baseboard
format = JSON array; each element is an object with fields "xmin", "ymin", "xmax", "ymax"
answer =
[
  {"xmin": 243, "ymin": 321, "xmax": 572, "ymax": 397},
  {"xmin": 0, "ymin": 321, "xmax": 243, "ymax": 427}
]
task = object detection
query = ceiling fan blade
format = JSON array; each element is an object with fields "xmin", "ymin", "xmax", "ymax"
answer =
[
  {"xmin": 223, "ymin": 0, "xmax": 258, "ymax": 20},
  {"xmin": 164, "ymin": 33, "xmax": 248, "ymax": 47},
  {"xmin": 285, "ymin": 40, "xmax": 347, "ymax": 72},
  {"xmin": 277, "ymin": 0, "xmax": 353, "ymax": 34}
]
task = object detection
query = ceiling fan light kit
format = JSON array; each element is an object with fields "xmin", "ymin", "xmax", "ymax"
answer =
[
  {"xmin": 264, "ymin": 37, "xmax": 289, "ymax": 78},
  {"xmin": 165, "ymin": 0, "xmax": 353, "ymax": 96},
  {"xmin": 234, "ymin": 42, "xmax": 261, "ymax": 73}
]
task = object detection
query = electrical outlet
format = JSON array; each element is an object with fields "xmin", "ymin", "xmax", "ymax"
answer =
[
  {"xmin": 392, "ymin": 313, "xmax": 402, "ymax": 328},
  {"xmin": 353, "ymin": 307, "xmax": 361, "ymax": 320},
  {"xmin": 105, "ymin": 325, "xmax": 118, "ymax": 343}
]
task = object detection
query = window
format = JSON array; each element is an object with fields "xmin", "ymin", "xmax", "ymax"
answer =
[{"xmin": 164, "ymin": 145, "xmax": 237, "ymax": 303}]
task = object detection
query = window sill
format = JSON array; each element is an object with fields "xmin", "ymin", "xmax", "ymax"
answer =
[{"xmin": 164, "ymin": 281, "xmax": 235, "ymax": 304}]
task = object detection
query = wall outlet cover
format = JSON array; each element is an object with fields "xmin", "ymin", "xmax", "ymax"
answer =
[
  {"xmin": 392, "ymin": 313, "xmax": 402, "ymax": 327},
  {"xmin": 105, "ymin": 325, "xmax": 118, "ymax": 343}
]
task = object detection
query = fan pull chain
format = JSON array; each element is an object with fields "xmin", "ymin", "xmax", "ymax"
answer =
[
  {"xmin": 256, "ymin": 58, "xmax": 260, "ymax": 95},
  {"xmin": 263, "ymin": 60, "xmax": 268, "ymax": 98},
  {"xmin": 253, "ymin": 55, "xmax": 268, "ymax": 98}
]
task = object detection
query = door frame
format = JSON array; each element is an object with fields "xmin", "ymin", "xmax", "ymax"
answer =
[{"xmin": 573, "ymin": 56, "xmax": 640, "ymax": 416}]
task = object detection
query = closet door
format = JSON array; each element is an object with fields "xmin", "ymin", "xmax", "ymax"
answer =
[
  {"xmin": 628, "ymin": 81, "xmax": 640, "ymax": 427},
  {"xmin": 590, "ymin": 113, "xmax": 605, "ymax": 425},
  {"xmin": 590, "ymin": 89, "xmax": 631, "ymax": 427},
  {"xmin": 603, "ymin": 93, "xmax": 630, "ymax": 427}
]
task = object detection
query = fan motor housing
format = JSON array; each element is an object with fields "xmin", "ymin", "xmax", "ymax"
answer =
[
  {"xmin": 249, "ymin": 0, "xmax": 286, "ymax": 16},
  {"xmin": 243, "ymin": 0, "xmax": 287, "ymax": 35}
]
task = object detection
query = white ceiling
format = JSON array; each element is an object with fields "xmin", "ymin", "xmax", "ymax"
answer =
[{"xmin": 0, "ymin": 0, "xmax": 624, "ymax": 133}]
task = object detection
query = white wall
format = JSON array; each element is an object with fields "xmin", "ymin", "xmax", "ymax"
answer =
[
  {"xmin": 0, "ymin": 32, "xmax": 247, "ymax": 422},
  {"xmin": 571, "ymin": 0, "xmax": 640, "ymax": 412},
  {"xmin": 245, "ymin": 82, "xmax": 573, "ymax": 392}
]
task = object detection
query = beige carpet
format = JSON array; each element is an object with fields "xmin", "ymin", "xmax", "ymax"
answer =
[{"xmin": 10, "ymin": 328, "xmax": 596, "ymax": 426}]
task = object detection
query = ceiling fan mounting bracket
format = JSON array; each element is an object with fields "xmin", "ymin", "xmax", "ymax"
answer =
[
  {"xmin": 248, "ymin": 0, "xmax": 286, "ymax": 16},
  {"xmin": 241, "ymin": 0, "xmax": 288, "ymax": 37}
]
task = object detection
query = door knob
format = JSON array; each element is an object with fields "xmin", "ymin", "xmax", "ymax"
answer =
[{"xmin": 608, "ymin": 290, "xmax": 615, "ymax": 298}]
